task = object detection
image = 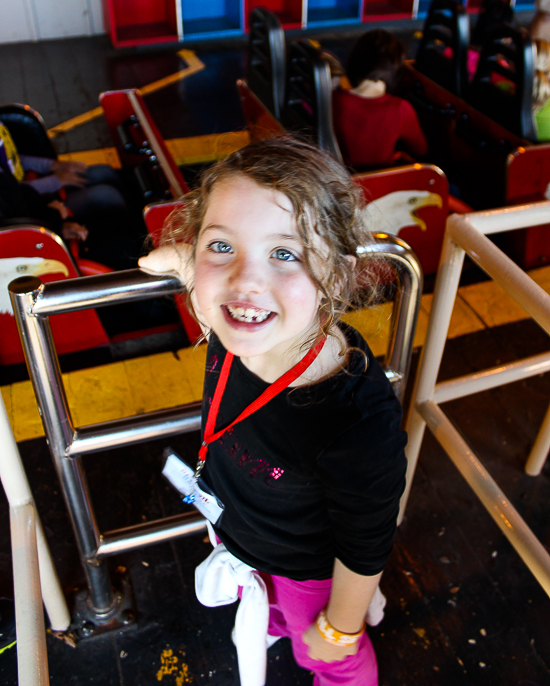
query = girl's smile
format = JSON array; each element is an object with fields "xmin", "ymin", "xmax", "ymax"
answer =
[{"xmin": 193, "ymin": 175, "xmax": 324, "ymax": 381}]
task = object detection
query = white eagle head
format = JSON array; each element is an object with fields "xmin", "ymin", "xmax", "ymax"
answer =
[{"xmin": 363, "ymin": 190, "xmax": 443, "ymax": 235}]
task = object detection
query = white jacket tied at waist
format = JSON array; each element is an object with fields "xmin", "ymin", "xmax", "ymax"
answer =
[
  {"xmin": 195, "ymin": 532, "xmax": 269, "ymax": 686},
  {"xmin": 195, "ymin": 524, "xmax": 387, "ymax": 686}
]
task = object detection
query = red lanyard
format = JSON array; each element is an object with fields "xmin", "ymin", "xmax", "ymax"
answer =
[{"xmin": 196, "ymin": 336, "xmax": 326, "ymax": 474}]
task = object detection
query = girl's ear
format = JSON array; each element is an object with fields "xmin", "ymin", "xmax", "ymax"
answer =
[
  {"xmin": 334, "ymin": 254, "xmax": 357, "ymax": 297},
  {"xmin": 344, "ymin": 254, "xmax": 357, "ymax": 271}
]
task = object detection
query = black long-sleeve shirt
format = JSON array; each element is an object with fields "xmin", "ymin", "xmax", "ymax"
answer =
[{"xmin": 201, "ymin": 325, "xmax": 407, "ymax": 580}]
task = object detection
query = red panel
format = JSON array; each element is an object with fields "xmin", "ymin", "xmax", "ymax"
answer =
[
  {"xmin": 237, "ymin": 80, "xmax": 285, "ymax": 143},
  {"xmin": 100, "ymin": 89, "xmax": 189, "ymax": 197},
  {"xmin": 110, "ymin": 0, "xmax": 175, "ymax": 28},
  {"xmin": 0, "ymin": 227, "xmax": 109, "ymax": 366},
  {"xmin": 505, "ymin": 145, "xmax": 550, "ymax": 269},
  {"xmin": 244, "ymin": 0, "xmax": 303, "ymax": 30},
  {"xmin": 353, "ymin": 164, "xmax": 450, "ymax": 277}
]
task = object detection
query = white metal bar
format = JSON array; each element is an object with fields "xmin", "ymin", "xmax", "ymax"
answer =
[
  {"xmin": 400, "ymin": 229, "xmax": 466, "ymax": 521},
  {"xmin": 447, "ymin": 214, "xmax": 550, "ymax": 335},
  {"xmin": 0, "ymin": 393, "xmax": 70, "ymax": 631},
  {"xmin": 525, "ymin": 401, "xmax": 550, "ymax": 476},
  {"xmin": 420, "ymin": 400, "xmax": 550, "ymax": 597},
  {"xmin": 11, "ymin": 503, "xmax": 49, "ymax": 686},
  {"xmin": 127, "ymin": 90, "xmax": 185, "ymax": 198},
  {"xmin": 433, "ymin": 351, "xmax": 550, "ymax": 404},
  {"xmin": 463, "ymin": 200, "xmax": 550, "ymax": 236}
]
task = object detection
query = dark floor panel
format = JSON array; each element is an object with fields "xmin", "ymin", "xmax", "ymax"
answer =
[{"xmin": 0, "ymin": 37, "xmax": 246, "ymax": 152}]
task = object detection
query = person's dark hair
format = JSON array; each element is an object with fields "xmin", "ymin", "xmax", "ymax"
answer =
[
  {"xmin": 163, "ymin": 136, "xmax": 383, "ymax": 345},
  {"xmin": 471, "ymin": 0, "xmax": 515, "ymax": 46},
  {"xmin": 345, "ymin": 29, "xmax": 405, "ymax": 90}
]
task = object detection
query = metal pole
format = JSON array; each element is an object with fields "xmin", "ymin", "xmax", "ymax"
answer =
[
  {"xmin": 31, "ymin": 268, "xmax": 183, "ymax": 315},
  {"xmin": 11, "ymin": 503, "xmax": 49, "ymax": 686},
  {"xmin": 0, "ymin": 392, "xmax": 70, "ymax": 632},
  {"xmin": 447, "ymin": 214, "xmax": 550, "ymax": 335},
  {"xmin": 10, "ymin": 277, "xmax": 115, "ymax": 614},
  {"xmin": 67, "ymin": 404, "xmax": 202, "ymax": 456},
  {"xmin": 525, "ymin": 401, "xmax": 550, "ymax": 476},
  {"xmin": 399, "ymin": 230, "xmax": 465, "ymax": 523},
  {"xmin": 421, "ymin": 399, "xmax": 550, "ymax": 597},
  {"xmin": 433, "ymin": 351, "xmax": 550, "ymax": 404},
  {"xmin": 359, "ymin": 234, "xmax": 423, "ymax": 403}
]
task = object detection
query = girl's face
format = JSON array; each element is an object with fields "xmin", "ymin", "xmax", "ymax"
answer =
[{"xmin": 194, "ymin": 175, "xmax": 323, "ymax": 374}]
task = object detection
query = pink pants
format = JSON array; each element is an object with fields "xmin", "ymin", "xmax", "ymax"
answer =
[{"xmin": 260, "ymin": 573, "xmax": 378, "ymax": 686}]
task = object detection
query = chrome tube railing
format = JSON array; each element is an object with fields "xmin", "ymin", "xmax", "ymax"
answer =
[
  {"xmin": 8, "ymin": 235, "xmax": 421, "ymax": 627},
  {"xmin": 359, "ymin": 233, "xmax": 423, "ymax": 403},
  {"xmin": 401, "ymin": 201, "xmax": 550, "ymax": 597}
]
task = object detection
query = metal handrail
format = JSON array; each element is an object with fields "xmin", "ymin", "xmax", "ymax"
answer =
[
  {"xmin": 8, "ymin": 234, "xmax": 421, "ymax": 626},
  {"xmin": 401, "ymin": 200, "xmax": 550, "ymax": 597}
]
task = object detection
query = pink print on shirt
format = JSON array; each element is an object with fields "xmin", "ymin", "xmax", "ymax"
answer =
[{"xmin": 218, "ymin": 427, "xmax": 285, "ymax": 487}]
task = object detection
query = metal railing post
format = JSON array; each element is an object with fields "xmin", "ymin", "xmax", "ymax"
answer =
[
  {"xmin": 9, "ymin": 276, "xmax": 115, "ymax": 614},
  {"xmin": 400, "ymin": 201, "xmax": 550, "ymax": 596},
  {"xmin": 6, "ymin": 250, "xmax": 422, "ymax": 632},
  {"xmin": 400, "ymin": 230, "xmax": 465, "ymax": 522},
  {"xmin": 359, "ymin": 233, "xmax": 423, "ymax": 403}
]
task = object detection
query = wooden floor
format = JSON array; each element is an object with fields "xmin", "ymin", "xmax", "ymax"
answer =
[{"xmin": 1, "ymin": 21, "xmax": 549, "ymax": 686}]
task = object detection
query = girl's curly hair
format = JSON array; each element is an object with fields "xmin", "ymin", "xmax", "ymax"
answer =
[{"xmin": 162, "ymin": 135, "xmax": 382, "ymax": 344}]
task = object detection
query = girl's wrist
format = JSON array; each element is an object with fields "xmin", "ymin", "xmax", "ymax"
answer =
[{"xmin": 315, "ymin": 608, "xmax": 365, "ymax": 646}]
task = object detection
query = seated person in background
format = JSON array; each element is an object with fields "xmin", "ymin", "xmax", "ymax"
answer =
[
  {"xmin": 332, "ymin": 29, "xmax": 428, "ymax": 171},
  {"xmin": 0, "ymin": 123, "xmax": 144, "ymax": 271},
  {"xmin": 531, "ymin": 0, "xmax": 550, "ymax": 42},
  {"xmin": 533, "ymin": 68, "xmax": 550, "ymax": 141},
  {"xmin": 468, "ymin": 0, "xmax": 516, "ymax": 79},
  {"xmin": 0, "ymin": 119, "xmax": 128, "ymax": 222}
]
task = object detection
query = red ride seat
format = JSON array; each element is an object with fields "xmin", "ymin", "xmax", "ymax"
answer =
[{"xmin": 0, "ymin": 224, "xmax": 110, "ymax": 366}]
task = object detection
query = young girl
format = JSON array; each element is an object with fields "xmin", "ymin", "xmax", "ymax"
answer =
[{"xmin": 139, "ymin": 137, "xmax": 407, "ymax": 686}]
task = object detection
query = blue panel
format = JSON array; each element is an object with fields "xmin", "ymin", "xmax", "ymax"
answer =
[
  {"xmin": 307, "ymin": 0, "xmax": 361, "ymax": 24},
  {"xmin": 181, "ymin": 0, "xmax": 242, "ymax": 27}
]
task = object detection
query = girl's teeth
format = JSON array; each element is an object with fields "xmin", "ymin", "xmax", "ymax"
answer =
[{"xmin": 227, "ymin": 306, "xmax": 271, "ymax": 323}]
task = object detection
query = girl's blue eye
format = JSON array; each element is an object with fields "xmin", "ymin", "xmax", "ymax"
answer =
[
  {"xmin": 272, "ymin": 248, "xmax": 297, "ymax": 261},
  {"xmin": 208, "ymin": 241, "xmax": 232, "ymax": 254}
]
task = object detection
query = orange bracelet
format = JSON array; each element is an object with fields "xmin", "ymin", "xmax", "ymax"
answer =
[{"xmin": 315, "ymin": 609, "xmax": 365, "ymax": 647}]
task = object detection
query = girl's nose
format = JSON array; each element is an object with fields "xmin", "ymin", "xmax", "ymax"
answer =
[{"xmin": 229, "ymin": 253, "xmax": 266, "ymax": 293}]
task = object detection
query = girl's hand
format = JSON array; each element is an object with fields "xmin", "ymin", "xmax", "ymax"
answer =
[
  {"xmin": 302, "ymin": 622, "xmax": 359, "ymax": 663},
  {"xmin": 138, "ymin": 244, "xmax": 192, "ymax": 281}
]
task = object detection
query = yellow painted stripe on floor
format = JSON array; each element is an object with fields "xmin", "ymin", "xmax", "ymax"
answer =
[
  {"xmin": 343, "ymin": 303, "xmax": 393, "ymax": 358},
  {"xmin": 140, "ymin": 49, "xmax": 205, "ymax": 96},
  {"xmin": 47, "ymin": 49, "xmax": 204, "ymax": 138},
  {"xmin": 58, "ymin": 147, "xmax": 122, "ymax": 168},
  {"xmin": 420, "ymin": 292, "xmax": 486, "ymax": 339},
  {"xmin": 4, "ymin": 266, "xmax": 550, "ymax": 444},
  {"xmin": 48, "ymin": 106, "xmax": 104, "ymax": 138},
  {"xmin": 458, "ymin": 280, "xmax": 529, "ymax": 328},
  {"xmin": 2, "ymin": 345, "xmax": 207, "ymax": 443},
  {"xmin": 8, "ymin": 380, "xmax": 43, "ymax": 442},
  {"xmin": 56, "ymin": 131, "xmax": 250, "ymax": 170},
  {"xmin": 166, "ymin": 131, "xmax": 250, "ymax": 166},
  {"xmin": 1, "ymin": 386, "xmax": 13, "ymax": 426},
  {"xmin": 123, "ymin": 345, "xmax": 206, "ymax": 413}
]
